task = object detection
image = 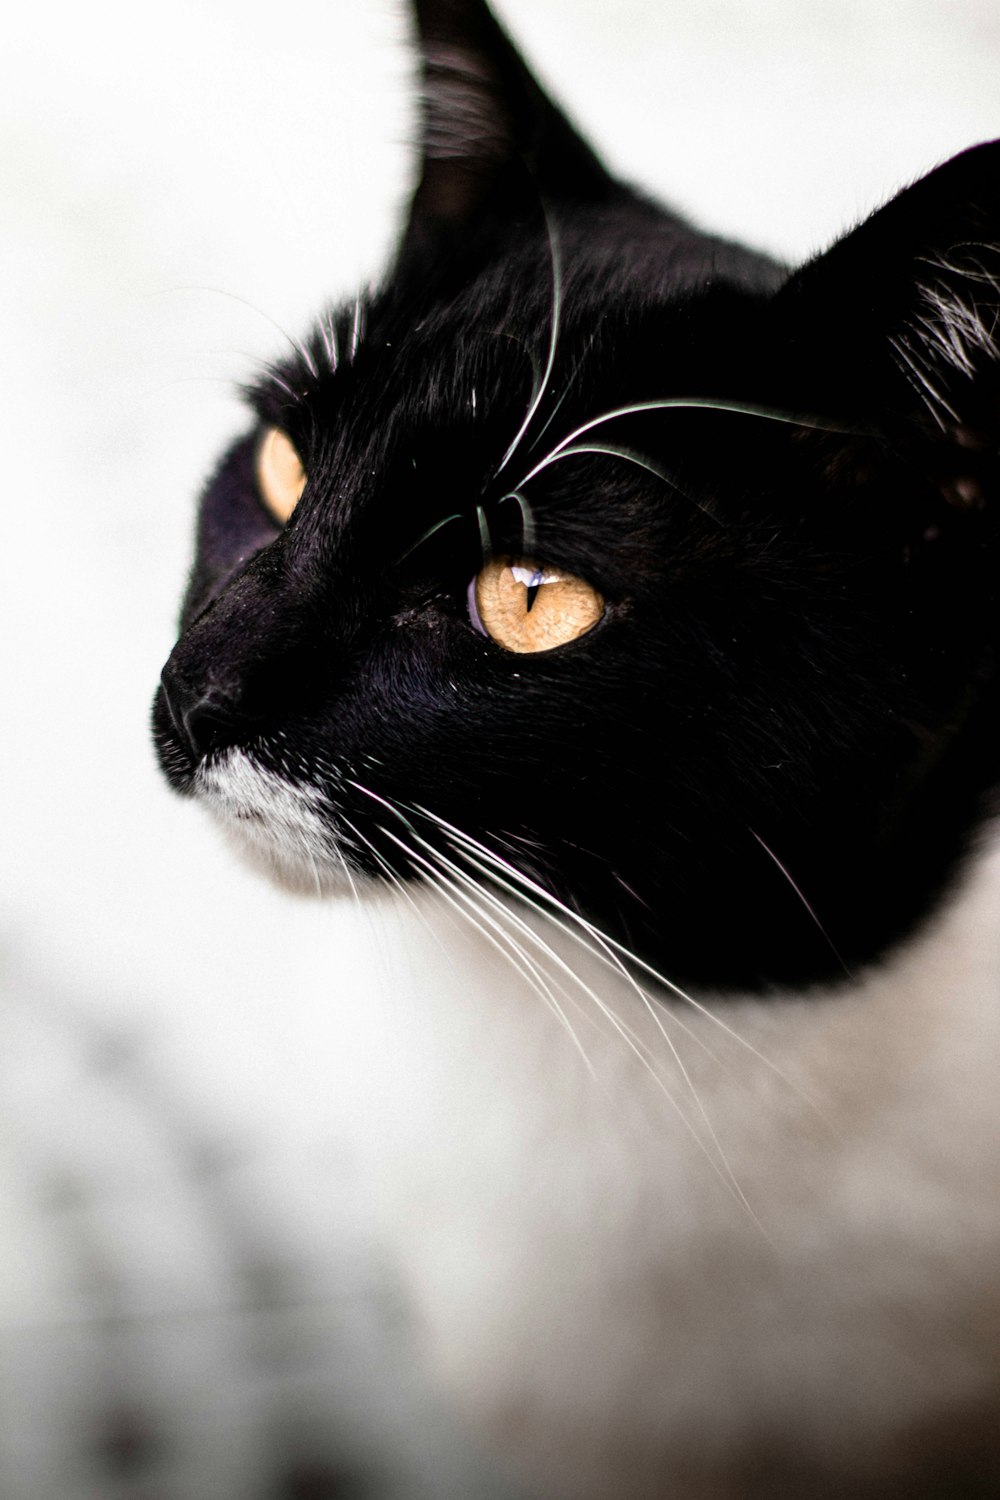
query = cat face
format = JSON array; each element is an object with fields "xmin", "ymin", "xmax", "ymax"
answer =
[{"xmin": 153, "ymin": 0, "xmax": 1000, "ymax": 990}]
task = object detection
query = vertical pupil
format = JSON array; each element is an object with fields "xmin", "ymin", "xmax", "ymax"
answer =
[{"xmin": 519, "ymin": 566, "xmax": 545, "ymax": 613}]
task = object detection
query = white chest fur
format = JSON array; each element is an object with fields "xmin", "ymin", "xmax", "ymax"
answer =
[{"xmin": 347, "ymin": 836, "xmax": 1000, "ymax": 1497}]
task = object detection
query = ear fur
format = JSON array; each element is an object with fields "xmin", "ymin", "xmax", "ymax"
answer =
[
  {"xmin": 399, "ymin": 0, "xmax": 614, "ymax": 267},
  {"xmin": 775, "ymin": 142, "xmax": 1000, "ymax": 459}
]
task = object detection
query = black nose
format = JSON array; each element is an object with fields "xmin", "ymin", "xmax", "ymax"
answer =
[{"xmin": 159, "ymin": 665, "xmax": 249, "ymax": 762}]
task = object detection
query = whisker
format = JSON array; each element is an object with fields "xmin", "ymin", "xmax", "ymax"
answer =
[
  {"xmin": 496, "ymin": 208, "xmax": 563, "ymax": 476},
  {"xmin": 476, "ymin": 505, "xmax": 492, "ymax": 560},
  {"xmin": 305, "ymin": 838, "xmax": 324, "ymax": 899},
  {"xmin": 265, "ymin": 370, "xmax": 300, "ymax": 402},
  {"xmin": 350, "ymin": 294, "xmax": 365, "ymax": 360},
  {"xmin": 439, "ymin": 831, "xmax": 728, "ymax": 1067},
  {"xmin": 396, "ymin": 835, "xmax": 602, "ymax": 1080},
  {"xmin": 528, "ymin": 328, "xmax": 601, "ymax": 456},
  {"xmin": 749, "ymin": 829, "xmax": 851, "ymax": 978},
  {"xmin": 383, "ymin": 820, "xmax": 696, "ymax": 1095},
  {"xmin": 297, "ymin": 341, "xmax": 319, "ymax": 381},
  {"xmin": 361, "ymin": 807, "xmax": 601, "ymax": 1075},
  {"xmin": 330, "ymin": 827, "xmax": 360, "ymax": 903},
  {"xmin": 159, "ymin": 284, "xmax": 319, "ymax": 380},
  {"xmin": 529, "ymin": 381, "xmax": 573, "ymax": 454},
  {"xmin": 399, "ymin": 512, "xmax": 463, "ymax": 562},
  {"xmin": 333, "ymin": 808, "xmax": 460, "ymax": 1032},
  {"xmin": 887, "ymin": 332, "xmax": 953, "ymax": 427},
  {"xmin": 497, "ymin": 492, "xmax": 536, "ymax": 555},
  {"xmin": 321, "ymin": 310, "xmax": 339, "ymax": 373},
  {"xmin": 430, "ymin": 841, "xmax": 642, "ymax": 1049},
  {"xmin": 439, "ymin": 852, "xmax": 669, "ymax": 1075},
  {"xmin": 528, "ymin": 441, "xmax": 718, "ymax": 522},
  {"xmin": 516, "ymin": 397, "xmax": 872, "ymax": 491}
]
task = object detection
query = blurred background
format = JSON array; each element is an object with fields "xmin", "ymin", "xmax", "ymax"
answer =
[{"xmin": 2, "ymin": 1, "xmax": 999, "ymax": 1495}]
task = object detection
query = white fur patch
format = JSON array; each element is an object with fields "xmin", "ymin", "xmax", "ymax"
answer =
[{"xmin": 195, "ymin": 750, "xmax": 358, "ymax": 896}]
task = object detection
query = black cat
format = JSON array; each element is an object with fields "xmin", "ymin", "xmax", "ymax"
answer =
[{"xmin": 153, "ymin": 2, "xmax": 1000, "ymax": 1494}]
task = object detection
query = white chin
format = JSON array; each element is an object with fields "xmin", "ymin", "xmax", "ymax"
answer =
[{"xmin": 195, "ymin": 750, "xmax": 362, "ymax": 897}]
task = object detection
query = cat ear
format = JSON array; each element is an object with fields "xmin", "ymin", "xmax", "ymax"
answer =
[
  {"xmin": 775, "ymin": 141, "xmax": 1000, "ymax": 454},
  {"xmin": 398, "ymin": 0, "xmax": 613, "ymax": 266}
]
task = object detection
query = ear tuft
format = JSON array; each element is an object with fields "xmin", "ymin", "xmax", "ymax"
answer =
[
  {"xmin": 773, "ymin": 141, "xmax": 1000, "ymax": 449},
  {"xmin": 897, "ymin": 240, "xmax": 1000, "ymax": 428}
]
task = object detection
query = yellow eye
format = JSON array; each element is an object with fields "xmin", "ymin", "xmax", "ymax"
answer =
[
  {"xmin": 256, "ymin": 426, "xmax": 306, "ymax": 523},
  {"xmin": 470, "ymin": 556, "xmax": 605, "ymax": 653}
]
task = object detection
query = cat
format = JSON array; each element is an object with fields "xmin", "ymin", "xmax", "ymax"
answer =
[{"xmin": 153, "ymin": 0, "xmax": 1000, "ymax": 1495}]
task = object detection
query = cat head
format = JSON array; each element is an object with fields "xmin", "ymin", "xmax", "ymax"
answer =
[{"xmin": 153, "ymin": 0, "xmax": 1000, "ymax": 990}]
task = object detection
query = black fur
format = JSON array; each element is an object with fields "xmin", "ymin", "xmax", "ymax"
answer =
[{"xmin": 153, "ymin": 0, "xmax": 1000, "ymax": 990}]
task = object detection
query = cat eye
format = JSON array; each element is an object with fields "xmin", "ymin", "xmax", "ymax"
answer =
[
  {"xmin": 469, "ymin": 557, "xmax": 605, "ymax": 653},
  {"xmin": 256, "ymin": 426, "xmax": 307, "ymax": 523}
]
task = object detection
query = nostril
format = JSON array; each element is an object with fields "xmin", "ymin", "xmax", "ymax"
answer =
[
  {"xmin": 182, "ymin": 696, "xmax": 242, "ymax": 758},
  {"xmin": 160, "ymin": 668, "xmax": 246, "ymax": 762}
]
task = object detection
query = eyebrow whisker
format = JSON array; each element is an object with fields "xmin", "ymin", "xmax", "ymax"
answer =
[
  {"xmin": 517, "ymin": 396, "xmax": 871, "ymax": 490},
  {"xmin": 498, "ymin": 491, "xmax": 537, "ymax": 554},
  {"xmin": 399, "ymin": 511, "xmax": 464, "ymax": 562},
  {"xmin": 495, "ymin": 208, "xmax": 564, "ymax": 476},
  {"xmin": 526, "ymin": 441, "xmax": 720, "ymax": 524}
]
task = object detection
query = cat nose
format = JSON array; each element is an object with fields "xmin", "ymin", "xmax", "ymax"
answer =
[{"xmin": 159, "ymin": 665, "xmax": 248, "ymax": 762}]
